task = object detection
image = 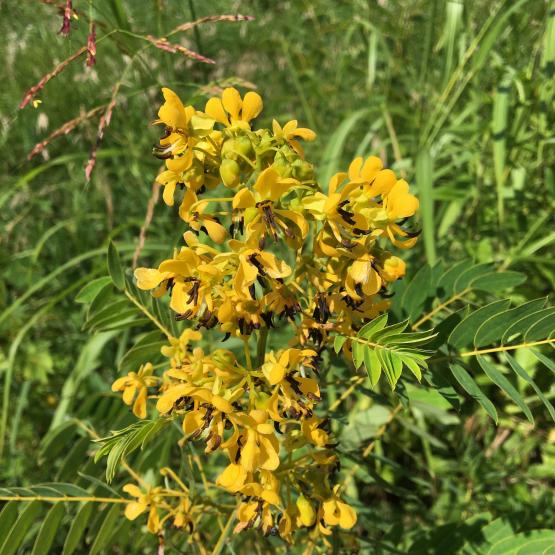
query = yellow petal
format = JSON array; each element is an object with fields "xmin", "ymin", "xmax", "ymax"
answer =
[
  {"xmin": 125, "ymin": 501, "xmax": 147, "ymax": 521},
  {"xmin": 322, "ymin": 499, "xmax": 340, "ymax": 526},
  {"xmin": 216, "ymin": 463, "xmax": 247, "ymax": 492},
  {"xmin": 264, "ymin": 362, "xmax": 286, "ymax": 385},
  {"xmin": 349, "ymin": 258, "xmax": 372, "ymax": 284},
  {"xmin": 111, "ymin": 376, "xmax": 128, "ymax": 392},
  {"xmin": 260, "ymin": 489, "xmax": 281, "ymax": 506},
  {"xmin": 292, "ymin": 126, "xmax": 316, "ymax": 141},
  {"xmin": 204, "ymin": 218, "xmax": 227, "ymax": 244},
  {"xmin": 386, "ymin": 179, "xmax": 419, "ymax": 219},
  {"xmin": 259, "ymin": 435, "xmax": 280, "ymax": 471},
  {"xmin": 348, "ymin": 157, "xmax": 363, "ymax": 181},
  {"xmin": 123, "ymin": 484, "xmax": 143, "ymax": 499},
  {"xmin": 296, "ymin": 495, "xmax": 316, "ymax": 527},
  {"xmin": 162, "ymin": 182, "xmax": 176, "ymax": 206},
  {"xmin": 158, "ymin": 88, "xmax": 188, "ymax": 129},
  {"xmin": 211, "ymin": 394, "xmax": 233, "ymax": 413},
  {"xmin": 122, "ymin": 384, "xmax": 136, "ymax": 406},
  {"xmin": 272, "ymin": 119, "xmax": 283, "ymax": 136},
  {"xmin": 222, "ymin": 88, "xmax": 242, "ymax": 121},
  {"xmin": 274, "ymin": 208, "xmax": 308, "ymax": 239},
  {"xmin": 147, "ymin": 506, "xmax": 160, "ymax": 533},
  {"xmin": 204, "ymin": 97, "xmax": 229, "ymax": 125},
  {"xmin": 156, "ymin": 384, "xmax": 195, "ymax": 414},
  {"xmin": 132, "ymin": 387, "xmax": 147, "ymax": 419},
  {"xmin": 360, "ymin": 156, "xmax": 382, "ymax": 180},
  {"xmin": 239, "ymin": 430, "xmax": 258, "ymax": 472},
  {"xmin": 369, "ymin": 169, "xmax": 396, "ymax": 197},
  {"xmin": 183, "ymin": 408, "xmax": 204, "ymax": 435},
  {"xmin": 233, "ymin": 188, "xmax": 256, "ymax": 210},
  {"xmin": 338, "ymin": 501, "xmax": 357, "ymax": 529},
  {"xmin": 241, "ymin": 91, "xmax": 263, "ymax": 122},
  {"xmin": 134, "ymin": 268, "xmax": 169, "ymax": 290}
]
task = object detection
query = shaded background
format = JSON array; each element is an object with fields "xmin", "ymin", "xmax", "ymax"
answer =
[{"xmin": 1, "ymin": 0, "xmax": 554, "ymax": 552}]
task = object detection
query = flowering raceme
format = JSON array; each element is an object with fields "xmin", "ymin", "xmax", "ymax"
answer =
[{"xmin": 113, "ymin": 86, "xmax": 419, "ymax": 547}]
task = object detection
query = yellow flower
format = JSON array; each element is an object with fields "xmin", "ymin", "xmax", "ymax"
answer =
[
  {"xmin": 178, "ymin": 190, "xmax": 228, "ymax": 244},
  {"xmin": 134, "ymin": 237, "xmax": 221, "ymax": 319},
  {"xmin": 220, "ymin": 238, "xmax": 292, "ymax": 299},
  {"xmin": 380, "ymin": 255, "xmax": 406, "ymax": 282},
  {"xmin": 384, "ymin": 179, "xmax": 419, "ymax": 220},
  {"xmin": 204, "ymin": 87, "xmax": 263, "ymax": 129},
  {"xmin": 154, "ymin": 88, "xmax": 198, "ymax": 158},
  {"xmin": 111, "ymin": 363, "xmax": 158, "ymax": 419},
  {"xmin": 302, "ymin": 416, "xmax": 330, "ymax": 447},
  {"xmin": 232, "ymin": 167, "xmax": 307, "ymax": 243},
  {"xmin": 123, "ymin": 484, "xmax": 163, "ymax": 534},
  {"xmin": 233, "ymin": 480, "xmax": 281, "ymax": 534},
  {"xmin": 217, "ymin": 291, "xmax": 265, "ymax": 336},
  {"xmin": 156, "ymin": 155, "xmax": 194, "ymax": 206},
  {"xmin": 272, "ymin": 119, "xmax": 316, "ymax": 156},
  {"xmin": 229, "ymin": 410, "xmax": 280, "ymax": 473},
  {"xmin": 321, "ymin": 487, "xmax": 357, "ymax": 530},
  {"xmin": 160, "ymin": 328, "xmax": 202, "ymax": 365},
  {"xmin": 345, "ymin": 253, "xmax": 383, "ymax": 300}
]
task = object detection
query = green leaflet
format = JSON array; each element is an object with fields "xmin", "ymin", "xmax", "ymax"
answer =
[
  {"xmin": 474, "ymin": 298, "xmax": 547, "ymax": 347},
  {"xmin": 30, "ymin": 504, "xmax": 66, "ymax": 555},
  {"xmin": 62, "ymin": 503, "xmax": 94, "ymax": 555},
  {"xmin": 449, "ymin": 364, "xmax": 498, "ymax": 423},
  {"xmin": 477, "ymin": 357, "xmax": 533, "ymax": 424},
  {"xmin": 338, "ymin": 314, "xmax": 435, "ymax": 389},
  {"xmin": 449, "ymin": 299, "xmax": 511, "ymax": 349},
  {"xmin": 506, "ymin": 354, "xmax": 555, "ymax": 422},
  {"xmin": 0, "ymin": 501, "xmax": 43, "ymax": 555},
  {"xmin": 107, "ymin": 241, "xmax": 125, "ymax": 290},
  {"xmin": 94, "ymin": 419, "xmax": 171, "ymax": 482}
]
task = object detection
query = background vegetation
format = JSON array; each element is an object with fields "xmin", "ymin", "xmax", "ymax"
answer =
[{"xmin": 0, "ymin": 0, "xmax": 554, "ymax": 553}]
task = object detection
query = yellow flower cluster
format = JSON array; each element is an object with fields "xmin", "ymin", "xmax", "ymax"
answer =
[{"xmin": 114, "ymin": 86, "xmax": 419, "ymax": 545}]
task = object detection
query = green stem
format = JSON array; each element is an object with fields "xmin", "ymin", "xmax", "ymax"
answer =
[{"xmin": 256, "ymin": 327, "xmax": 268, "ymax": 367}]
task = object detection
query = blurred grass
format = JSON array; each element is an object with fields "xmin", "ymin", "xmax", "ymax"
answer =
[{"xmin": 0, "ymin": 0, "xmax": 554, "ymax": 550}]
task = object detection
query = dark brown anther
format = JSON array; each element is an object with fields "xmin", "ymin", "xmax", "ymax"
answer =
[
  {"xmin": 187, "ymin": 280, "xmax": 200, "ymax": 305},
  {"xmin": 160, "ymin": 126, "xmax": 172, "ymax": 140},
  {"xmin": 176, "ymin": 310, "xmax": 193, "ymax": 321}
]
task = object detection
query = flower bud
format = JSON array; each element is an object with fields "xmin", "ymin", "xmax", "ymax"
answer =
[
  {"xmin": 291, "ymin": 159, "xmax": 314, "ymax": 181},
  {"xmin": 221, "ymin": 136, "xmax": 254, "ymax": 161},
  {"xmin": 296, "ymin": 495, "xmax": 316, "ymax": 527},
  {"xmin": 220, "ymin": 158, "xmax": 241, "ymax": 188}
]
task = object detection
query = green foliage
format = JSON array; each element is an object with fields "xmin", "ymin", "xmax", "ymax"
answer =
[
  {"xmin": 94, "ymin": 419, "xmax": 171, "ymax": 482},
  {"xmin": 1, "ymin": 0, "xmax": 554, "ymax": 553},
  {"xmin": 336, "ymin": 314, "xmax": 436, "ymax": 388}
]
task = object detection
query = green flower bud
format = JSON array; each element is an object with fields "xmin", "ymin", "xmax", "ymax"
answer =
[
  {"xmin": 291, "ymin": 159, "xmax": 314, "ymax": 181},
  {"xmin": 221, "ymin": 136, "xmax": 254, "ymax": 161},
  {"xmin": 220, "ymin": 158, "xmax": 241, "ymax": 188}
]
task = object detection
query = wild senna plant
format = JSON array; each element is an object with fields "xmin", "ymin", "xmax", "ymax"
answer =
[{"xmin": 112, "ymin": 86, "xmax": 419, "ymax": 543}]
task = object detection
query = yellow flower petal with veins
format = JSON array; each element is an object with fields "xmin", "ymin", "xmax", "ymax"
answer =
[
  {"xmin": 222, "ymin": 88, "xmax": 242, "ymax": 121},
  {"xmin": 125, "ymin": 501, "xmax": 147, "ymax": 521},
  {"xmin": 217, "ymin": 463, "xmax": 247, "ymax": 492},
  {"xmin": 241, "ymin": 91, "xmax": 263, "ymax": 121},
  {"xmin": 134, "ymin": 268, "xmax": 169, "ymax": 290},
  {"xmin": 204, "ymin": 97, "xmax": 229, "ymax": 126}
]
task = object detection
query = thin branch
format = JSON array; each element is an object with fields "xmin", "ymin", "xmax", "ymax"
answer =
[
  {"xmin": 412, "ymin": 288, "xmax": 470, "ymax": 330},
  {"xmin": 124, "ymin": 290, "xmax": 175, "ymax": 340},
  {"xmin": 0, "ymin": 495, "xmax": 127, "ymax": 504}
]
